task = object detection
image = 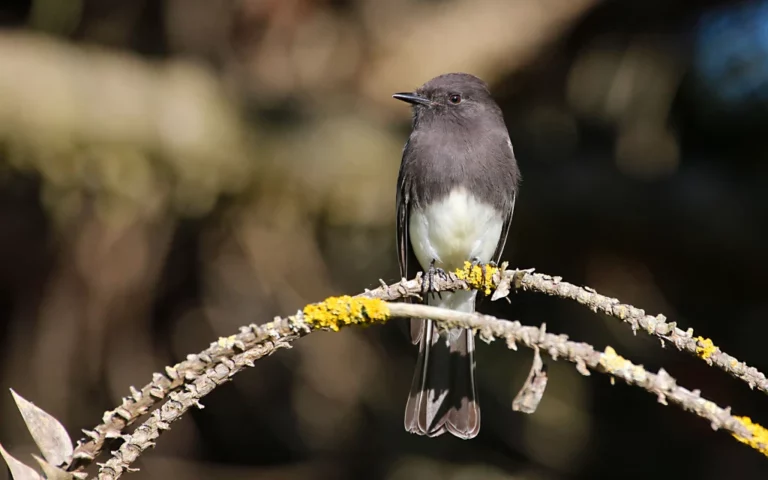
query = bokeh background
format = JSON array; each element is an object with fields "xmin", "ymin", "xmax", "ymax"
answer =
[{"xmin": 0, "ymin": 0, "xmax": 767, "ymax": 478}]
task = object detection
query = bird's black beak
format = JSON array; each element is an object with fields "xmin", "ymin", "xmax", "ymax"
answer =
[{"xmin": 392, "ymin": 92, "xmax": 431, "ymax": 106}]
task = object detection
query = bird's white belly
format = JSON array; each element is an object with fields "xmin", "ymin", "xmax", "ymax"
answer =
[{"xmin": 409, "ymin": 187, "xmax": 504, "ymax": 272}]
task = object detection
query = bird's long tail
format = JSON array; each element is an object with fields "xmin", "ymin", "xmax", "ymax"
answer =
[{"xmin": 404, "ymin": 289, "xmax": 480, "ymax": 439}]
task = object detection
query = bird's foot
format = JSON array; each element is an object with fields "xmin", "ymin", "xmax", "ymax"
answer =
[
  {"xmin": 469, "ymin": 257, "xmax": 497, "ymax": 281},
  {"xmin": 422, "ymin": 259, "xmax": 449, "ymax": 300}
]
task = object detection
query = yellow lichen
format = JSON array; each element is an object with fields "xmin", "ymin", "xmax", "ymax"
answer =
[
  {"xmin": 455, "ymin": 261, "xmax": 498, "ymax": 295},
  {"xmin": 599, "ymin": 346, "xmax": 630, "ymax": 373},
  {"xmin": 695, "ymin": 336, "xmax": 717, "ymax": 359},
  {"xmin": 302, "ymin": 296, "xmax": 390, "ymax": 331},
  {"xmin": 732, "ymin": 416, "xmax": 768, "ymax": 457}
]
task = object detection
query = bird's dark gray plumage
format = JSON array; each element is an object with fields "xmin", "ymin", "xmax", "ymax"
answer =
[{"xmin": 394, "ymin": 72, "xmax": 520, "ymax": 439}]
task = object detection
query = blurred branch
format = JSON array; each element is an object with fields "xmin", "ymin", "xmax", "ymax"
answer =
[
  {"xmin": 66, "ymin": 263, "xmax": 768, "ymax": 475},
  {"xmin": 94, "ymin": 278, "xmax": 768, "ymax": 478},
  {"xmin": 0, "ymin": 32, "xmax": 252, "ymax": 221},
  {"xmin": 361, "ymin": 0, "xmax": 601, "ymax": 106}
]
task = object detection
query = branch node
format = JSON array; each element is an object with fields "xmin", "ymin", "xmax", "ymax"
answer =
[{"xmin": 576, "ymin": 359, "xmax": 590, "ymax": 376}]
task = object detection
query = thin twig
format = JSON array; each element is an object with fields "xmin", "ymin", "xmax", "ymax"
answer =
[
  {"xmin": 97, "ymin": 296, "xmax": 768, "ymax": 478},
  {"xmin": 96, "ymin": 336, "xmax": 298, "ymax": 480}
]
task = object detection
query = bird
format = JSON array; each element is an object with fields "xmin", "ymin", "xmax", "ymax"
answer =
[{"xmin": 393, "ymin": 72, "xmax": 521, "ymax": 439}]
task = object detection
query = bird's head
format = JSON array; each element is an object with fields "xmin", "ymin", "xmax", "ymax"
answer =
[{"xmin": 393, "ymin": 73, "xmax": 501, "ymax": 125}]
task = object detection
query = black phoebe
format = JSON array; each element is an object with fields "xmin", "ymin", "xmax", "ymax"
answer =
[{"xmin": 393, "ymin": 73, "xmax": 520, "ymax": 439}]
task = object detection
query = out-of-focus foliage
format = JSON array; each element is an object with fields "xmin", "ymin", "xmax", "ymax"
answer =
[
  {"xmin": 694, "ymin": 1, "xmax": 768, "ymax": 108},
  {"xmin": 0, "ymin": 0, "xmax": 766, "ymax": 479}
]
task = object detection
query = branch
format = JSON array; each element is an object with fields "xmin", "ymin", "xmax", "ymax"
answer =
[
  {"xmin": 367, "ymin": 264, "xmax": 768, "ymax": 396},
  {"xmin": 361, "ymin": 0, "xmax": 600, "ymax": 104},
  {"xmin": 0, "ymin": 32, "xmax": 251, "ymax": 220},
  {"xmin": 95, "ymin": 337, "xmax": 297, "ymax": 480},
  {"xmin": 69, "ymin": 263, "xmax": 767, "ymax": 474},
  {"xmin": 96, "ymin": 293, "xmax": 768, "ymax": 479},
  {"xmin": 385, "ymin": 302, "xmax": 768, "ymax": 454},
  {"xmin": 494, "ymin": 269, "xmax": 768, "ymax": 395}
]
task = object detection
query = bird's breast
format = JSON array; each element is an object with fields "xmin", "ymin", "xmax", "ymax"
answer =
[{"xmin": 409, "ymin": 187, "xmax": 504, "ymax": 271}]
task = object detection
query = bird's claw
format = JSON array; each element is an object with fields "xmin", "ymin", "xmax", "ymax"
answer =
[
  {"xmin": 422, "ymin": 259, "xmax": 448, "ymax": 300},
  {"xmin": 470, "ymin": 257, "xmax": 496, "ymax": 283}
]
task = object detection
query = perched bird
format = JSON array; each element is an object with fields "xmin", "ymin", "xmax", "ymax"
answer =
[{"xmin": 393, "ymin": 73, "xmax": 521, "ymax": 439}]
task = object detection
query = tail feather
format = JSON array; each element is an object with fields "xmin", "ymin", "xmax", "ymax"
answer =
[
  {"xmin": 410, "ymin": 318, "xmax": 423, "ymax": 344},
  {"xmin": 404, "ymin": 291, "xmax": 480, "ymax": 439},
  {"xmin": 445, "ymin": 329, "xmax": 480, "ymax": 438}
]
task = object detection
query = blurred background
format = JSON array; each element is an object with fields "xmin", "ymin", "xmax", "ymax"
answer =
[{"xmin": 0, "ymin": 0, "xmax": 766, "ymax": 478}]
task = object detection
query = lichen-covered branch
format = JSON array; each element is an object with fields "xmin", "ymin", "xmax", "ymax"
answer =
[
  {"xmin": 74, "ymin": 263, "xmax": 768, "ymax": 474},
  {"xmin": 96, "ymin": 294, "xmax": 767, "ymax": 478},
  {"xmin": 385, "ymin": 302, "xmax": 768, "ymax": 457},
  {"xmin": 95, "ymin": 295, "xmax": 391, "ymax": 479},
  {"xmin": 364, "ymin": 263, "xmax": 768, "ymax": 397},
  {"xmin": 497, "ymin": 270, "xmax": 768, "ymax": 396},
  {"xmin": 69, "ymin": 298, "xmax": 387, "ymax": 472}
]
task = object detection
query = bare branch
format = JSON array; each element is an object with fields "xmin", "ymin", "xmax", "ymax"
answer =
[{"xmin": 96, "ymin": 338, "xmax": 296, "ymax": 480}]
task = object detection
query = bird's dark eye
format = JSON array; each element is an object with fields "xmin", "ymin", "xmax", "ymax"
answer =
[{"xmin": 448, "ymin": 94, "xmax": 462, "ymax": 104}]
